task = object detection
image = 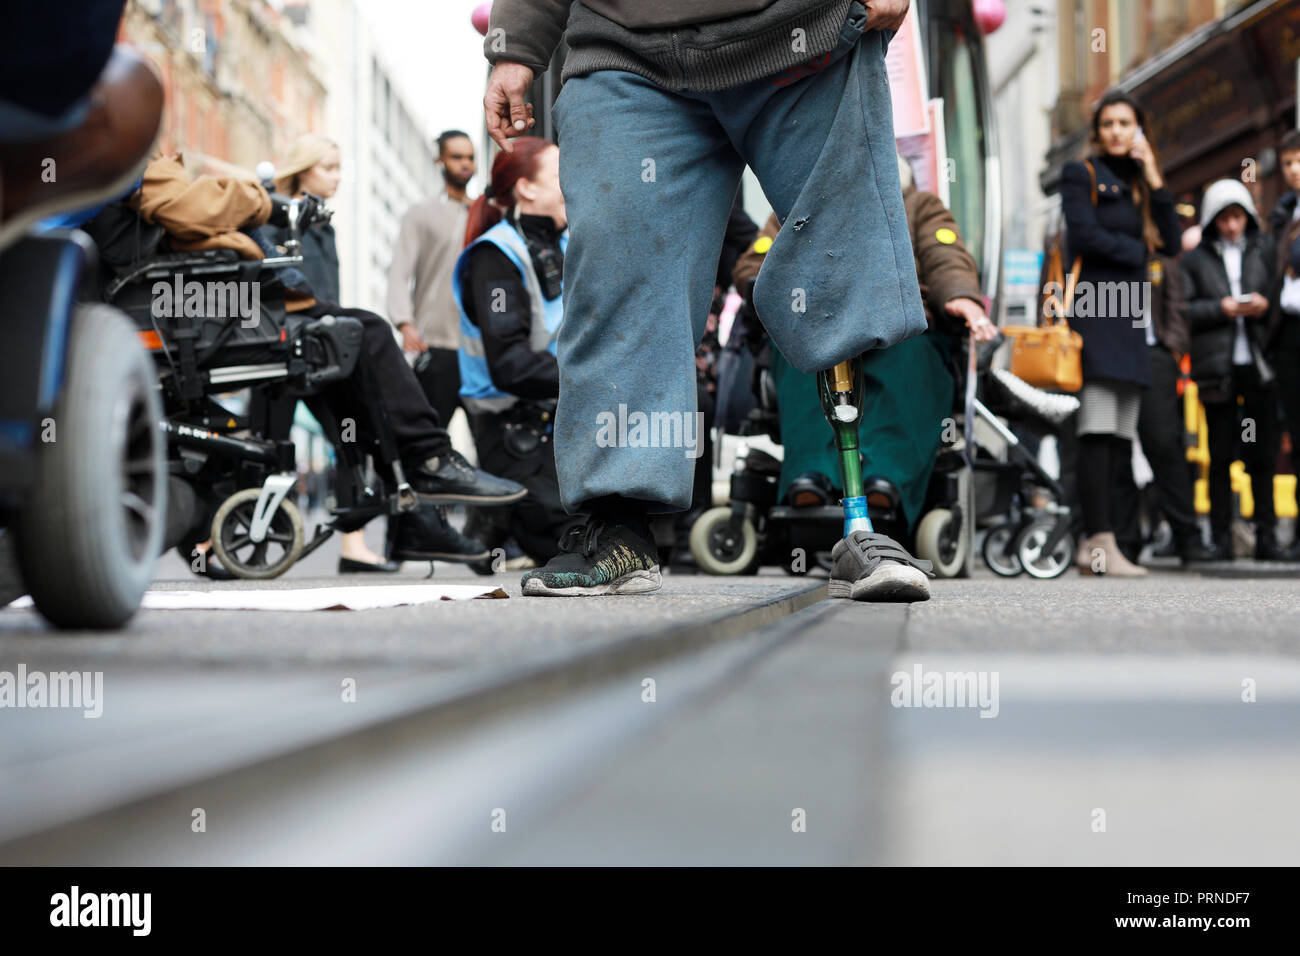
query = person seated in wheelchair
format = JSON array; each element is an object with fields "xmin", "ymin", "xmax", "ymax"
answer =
[
  {"xmin": 732, "ymin": 153, "xmax": 997, "ymax": 542},
  {"xmin": 89, "ymin": 150, "xmax": 527, "ymax": 564},
  {"xmin": 452, "ymin": 138, "xmax": 584, "ymax": 568}
]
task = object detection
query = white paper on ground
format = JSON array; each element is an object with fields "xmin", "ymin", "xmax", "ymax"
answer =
[{"xmin": 6, "ymin": 584, "xmax": 508, "ymax": 612}]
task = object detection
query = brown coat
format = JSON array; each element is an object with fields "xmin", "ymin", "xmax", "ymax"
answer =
[
  {"xmin": 1147, "ymin": 253, "xmax": 1189, "ymax": 357},
  {"xmin": 131, "ymin": 153, "xmax": 270, "ymax": 260},
  {"xmin": 732, "ymin": 184, "xmax": 983, "ymax": 335}
]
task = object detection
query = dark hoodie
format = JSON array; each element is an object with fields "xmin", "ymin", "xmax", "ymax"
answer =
[{"xmin": 1180, "ymin": 181, "xmax": 1276, "ymax": 400}]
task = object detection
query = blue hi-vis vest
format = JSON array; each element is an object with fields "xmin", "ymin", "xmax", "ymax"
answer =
[{"xmin": 452, "ymin": 219, "xmax": 566, "ymax": 413}]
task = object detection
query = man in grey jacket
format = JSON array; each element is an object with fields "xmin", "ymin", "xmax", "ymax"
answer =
[{"xmin": 483, "ymin": 0, "xmax": 933, "ymax": 600}]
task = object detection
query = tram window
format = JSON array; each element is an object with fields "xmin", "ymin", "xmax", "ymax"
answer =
[{"xmin": 935, "ymin": 25, "xmax": 986, "ymax": 269}]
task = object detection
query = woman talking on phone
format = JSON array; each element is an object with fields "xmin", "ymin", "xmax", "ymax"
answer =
[{"xmin": 1061, "ymin": 90, "xmax": 1181, "ymax": 576}]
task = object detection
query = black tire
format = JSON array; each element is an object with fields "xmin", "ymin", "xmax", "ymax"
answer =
[
  {"xmin": 0, "ymin": 528, "xmax": 24, "ymax": 608},
  {"xmin": 982, "ymin": 521, "xmax": 1024, "ymax": 577},
  {"xmin": 211, "ymin": 488, "xmax": 304, "ymax": 580},
  {"xmin": 1015, "ymin": 518, "xmax": 1075, "ymax": 580},
  {"xmin": 689, "ymin": 506, "xmax": 760, "ymax": 576},
  {"xmin": 15, "ymin": 305, "xmax": 165, "ymax": 628},
  {"xmin": 915, "ymin": 508, "xmax": 968, "ymax": 579}
]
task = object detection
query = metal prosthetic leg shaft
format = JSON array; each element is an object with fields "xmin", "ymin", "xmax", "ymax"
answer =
[{"xmin": 816, "ymin": 358, "xmax": 872, "ymax": 537}]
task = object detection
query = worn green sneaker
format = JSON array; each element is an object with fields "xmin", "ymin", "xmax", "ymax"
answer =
[{"xmin": 521, "ymin": 516, "xmax": 661, "ymax": 596}]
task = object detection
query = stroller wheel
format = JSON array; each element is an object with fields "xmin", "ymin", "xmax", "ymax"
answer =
[
  {"xmin": 915, "ymin": 508, "xmax": 968, "ymax": 579},
  {"xmin": 1015, "ymin": 518, "xmax": 1074, "ymax": 579},
  {"xmin": 211, "ymin": 488, "xmax": 304, "ymax": 580},
  {"xmin": 982, "ymin": 521, "xmax": 1024, "ymax": 577},
  {"xmin": 689, "ymin": 506, "xmax": 759, "ymax": 576}
]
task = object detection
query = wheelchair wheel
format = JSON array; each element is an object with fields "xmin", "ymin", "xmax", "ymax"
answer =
[
  {"xmin": 1015, "ymin": 518, "xmax": 1074, "ymax": 580},
  {"xmin": 15, "ymin": 305, "xmax": 166, "ymax": 628},
  {"xmin": 0, "ymin": 528, "xmax": 23, "ymax": 609},
  {"xmin": 211, "ymin": 488, "xmax": 304, "ymax": 580},
  {"xmin": 982, "ymin": 521, "xmax": 1024, "ymax": 577},
  {"xmin": 915, "ymin": 507, "xmax": 968, "ymax": 579},
  {"xmin": 690, "ymin": 506, "xmax": 760, "ymax": 576}
]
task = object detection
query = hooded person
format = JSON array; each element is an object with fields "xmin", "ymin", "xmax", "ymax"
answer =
[{"xmin": 1180, "ymin": 178, "xmax": 1292, "ymax": 560}]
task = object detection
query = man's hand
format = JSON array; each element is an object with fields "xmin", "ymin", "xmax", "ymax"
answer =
[
  {"xmin": 1243, "ymin": 292, "xmax": 1270, "ymax": 319},
  {"xmin": 398, "ymin": 323, "xmax": 426, "ymax": 353},
  {"xmin": 945, "ymin": 297, "xmax": 997, "ymax": 342},
  {"xmin": 1220, "ymin": 296, "xmax": 1243, "ymax": 318},
  {"xmin": 866, "ymin": 0, "xmax": 910, "ymax": 32},
  {"xmin": 485, "ymin": 62, "xmax": 536, "ymax": 153}
]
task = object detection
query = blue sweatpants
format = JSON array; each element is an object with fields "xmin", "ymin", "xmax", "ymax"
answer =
[{"xmin": 552, "ymin": 7, "xmax": 927, "ymax": 514}]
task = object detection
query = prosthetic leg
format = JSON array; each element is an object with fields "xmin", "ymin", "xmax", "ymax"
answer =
[
  {"xmin": 816, "ymin": 359, "xmax": 871, "ymax": 537},
  {"xmin": 816, "ymin": 356, "xmax": 934, "ymax": 599}
]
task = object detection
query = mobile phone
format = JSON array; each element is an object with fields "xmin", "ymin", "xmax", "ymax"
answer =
[
  {"xmin": 1134, "ymin": 126, "xmax": 1147, "ymax": 144},
  {"xmin": 1235, "ymin": 294, "xmax": 1255, "ymax": 306}
]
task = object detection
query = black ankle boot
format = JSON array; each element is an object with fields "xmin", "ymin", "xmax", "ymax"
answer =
[{"xmin": 390, "ymin": 504, "xmax": 489, "ymax": 562}]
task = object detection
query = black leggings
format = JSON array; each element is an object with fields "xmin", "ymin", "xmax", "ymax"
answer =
[
  {"xmin": 1077, "ymin": 434, "xmax": 1133, "ymax": 536},
  {"xmin": 302, "ymin": 303, "xmax": 451, "ymax": 465}
]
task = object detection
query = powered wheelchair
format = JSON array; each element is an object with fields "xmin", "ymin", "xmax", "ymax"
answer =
[
  {"xmin": 91, "ymin": 190, "xmax": 417, "ymax": 580},
  {"xmin": 690, "ymin": 305, "xmax": 1079, "ymax": 580}
]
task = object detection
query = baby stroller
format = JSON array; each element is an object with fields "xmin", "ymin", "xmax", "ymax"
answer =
[
  {"xmin": 93, "ymin": 190, "xmax": 415, "ymax": 580},
  {"xmin": 916, "ymin": 353, "xmax": 1079, "ymax": 580}
]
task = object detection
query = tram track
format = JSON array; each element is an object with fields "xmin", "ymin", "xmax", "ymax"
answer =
[{"xmin": 1, "ymin": 579, "xmax": 862, "ymax": 864}]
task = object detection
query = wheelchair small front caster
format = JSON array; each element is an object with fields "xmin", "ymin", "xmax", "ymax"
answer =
[{"xmin": 211, "ymin": 487, "xmax": 305, "ymax": 580}]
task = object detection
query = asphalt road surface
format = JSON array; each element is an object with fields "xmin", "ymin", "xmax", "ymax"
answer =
[{"xmin": 1, "ymin": 532, "xmax": 1297, "ymax": 865}]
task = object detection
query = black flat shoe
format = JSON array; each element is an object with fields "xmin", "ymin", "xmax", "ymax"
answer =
[
  {"xmin": 1178, "ymin": 540, "xmax": 1219, "ymax": 564},
  {"xmin": 176, "ymin": 543, "xmax": 235, "ymax": 580},
  {"xmin": 338, "ymin": 556, "xmax": 402, "ymax": 574},
  {"xmin": 785, "ymin": 471, "xmax": 835, "ymax": 508}
]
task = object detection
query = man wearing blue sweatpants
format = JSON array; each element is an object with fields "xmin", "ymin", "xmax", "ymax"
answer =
[{"xmin": 483, "ymin": 0, "xmax": 933, "ymax": 599}]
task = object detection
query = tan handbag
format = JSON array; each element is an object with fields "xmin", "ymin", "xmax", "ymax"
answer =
[
  {"xmin": 1004, "ymin": 313, "xmax": 1084, "ymax": 392},
  {"xmin": 1004, "ymin": 162, "xmax": 1094, "ymax": 393}
]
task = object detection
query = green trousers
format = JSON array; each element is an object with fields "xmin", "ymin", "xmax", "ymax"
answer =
[{"xmin": 772, "ymin": 332, "xmax": 955, "ymax": 531}]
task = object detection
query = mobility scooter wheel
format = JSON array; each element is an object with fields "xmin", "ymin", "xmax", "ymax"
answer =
[
  {"xmin": 915, "ymin": 507, "xmax": 968, "ymax": 579},
  {"xmin": 211, "ymin": 488, "xmax": 304, "ymax": 580},
  {"xmin": 690, "ymin": 506, "xmax": 760, "ymax": 576},
  {"xmin": 14, "ymin": 305, "xmax": 166, "ymax": 628},
  {"xmin": 1015, "ymin": 518, "xmax": 1074, "ymax": 580},
  {"xmin": 0, "ymin": 529, "xmax": 24, "ymax": 608},
  {"xmin": 981, "ymin": 521, "xmax": 1024, "ymax": 577}
]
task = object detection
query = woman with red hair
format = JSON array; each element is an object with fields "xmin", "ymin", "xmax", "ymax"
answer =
[{"xmin": 453, "ymin": 138, "xmax": 581, "ymax": 568}]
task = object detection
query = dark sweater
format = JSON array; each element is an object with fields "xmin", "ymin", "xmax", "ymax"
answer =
[{"xmin": 486, "ymin": 0, "xmax": 857, "ymax": 92}]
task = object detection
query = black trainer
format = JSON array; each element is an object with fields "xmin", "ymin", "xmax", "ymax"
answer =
[
  {"xmin": 406, "ymin": 449, "xmax": 527, "ymax": 506},
  {"xmin": 829, "ymin": 530, "xmax": 933, "ymax": 602},
  {"xmin": 521, "ymin": 516, "xmax": 661, "ymax": 596},
  {"xmin": 1255, "ymin": 532, "xmax": 1299, "ymax": 563},
  {"xmin": 390, "ymin": 504, "xmax": 489, "ymax": 562}
]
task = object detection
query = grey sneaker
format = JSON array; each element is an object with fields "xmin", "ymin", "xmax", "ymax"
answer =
[{"xmin": 829, "ymin": 531, "xmax": 933, "ymax": 602}]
